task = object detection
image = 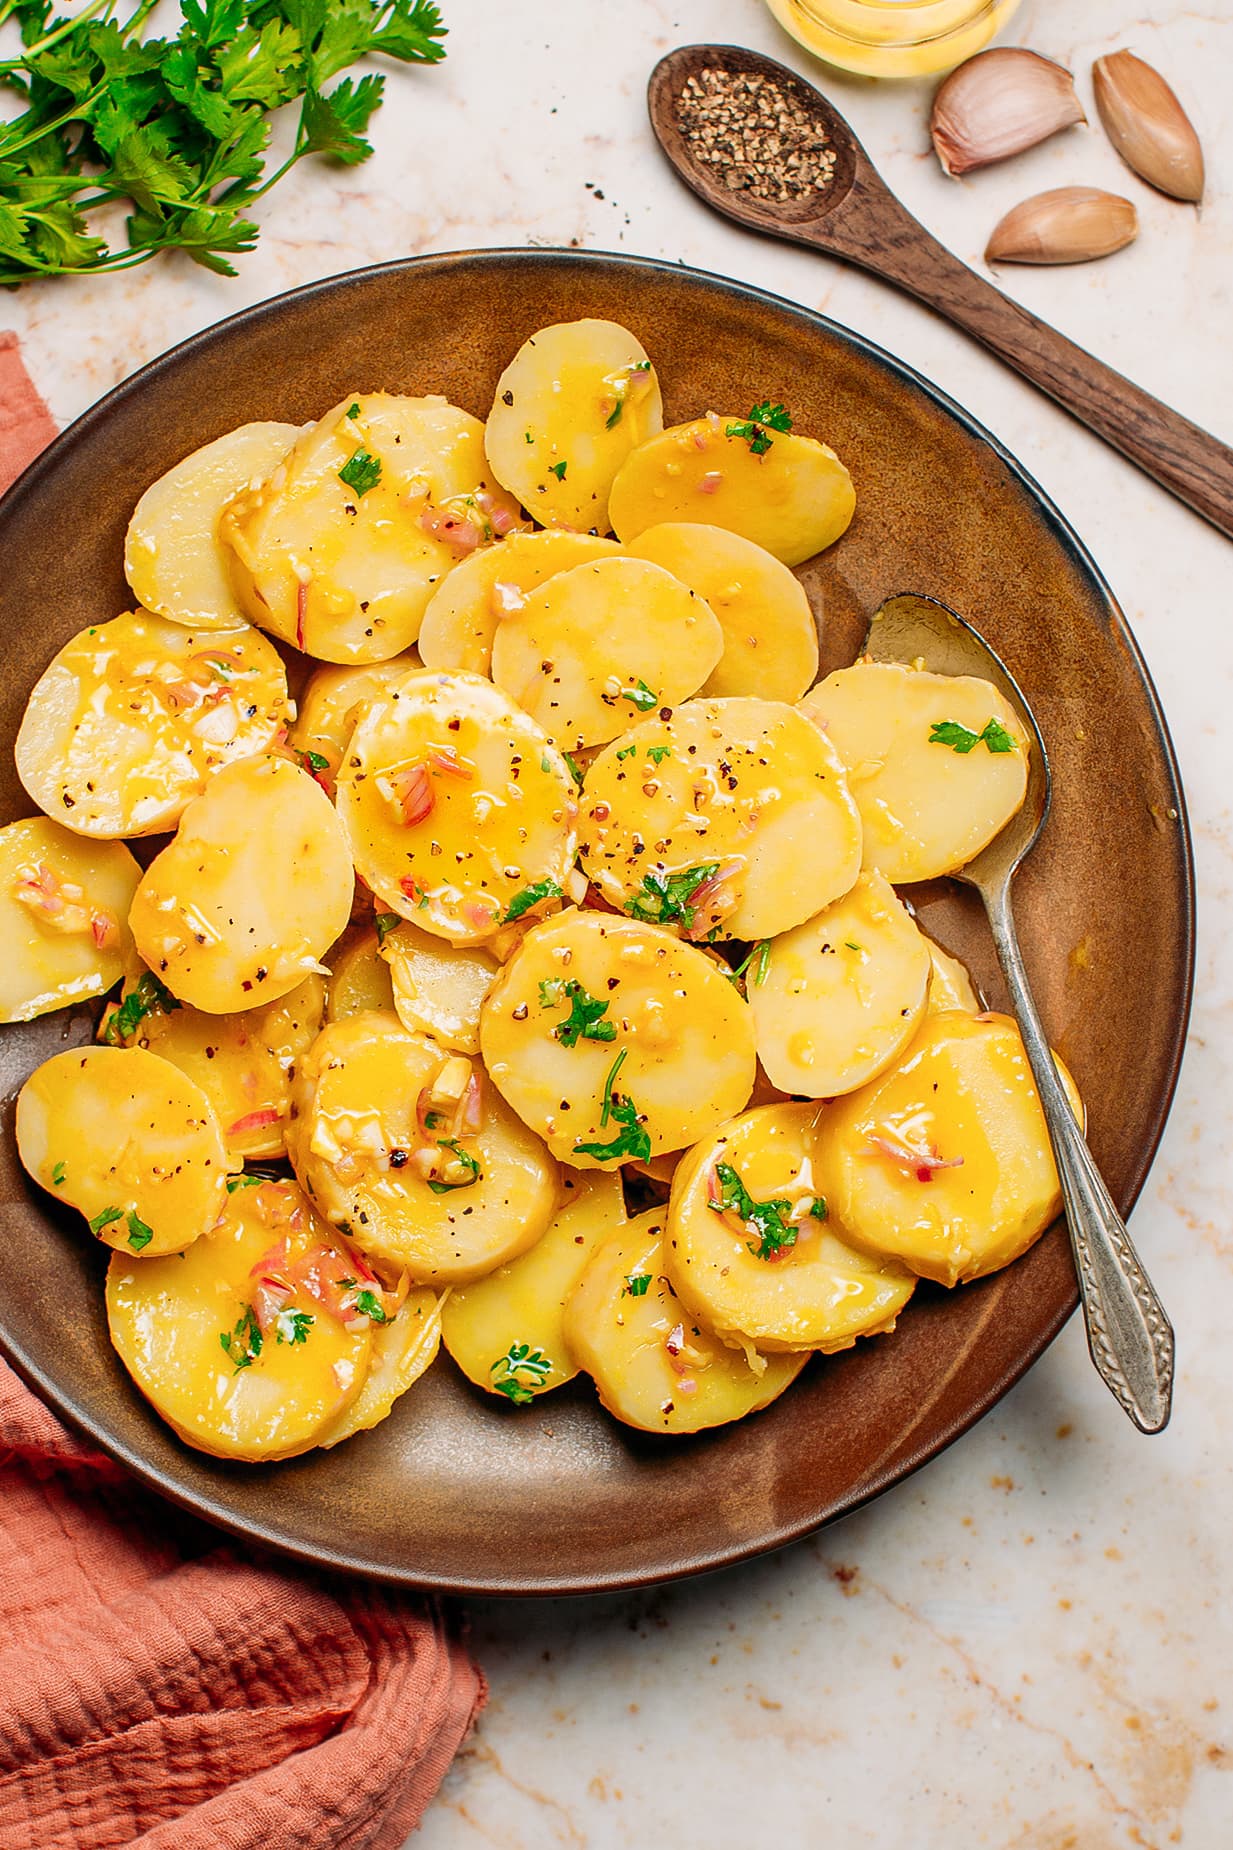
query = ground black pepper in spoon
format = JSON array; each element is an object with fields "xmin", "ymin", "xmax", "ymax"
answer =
[{"xmin": 649, "ymin": 44, "xmax": 1233, "ymax": 542}]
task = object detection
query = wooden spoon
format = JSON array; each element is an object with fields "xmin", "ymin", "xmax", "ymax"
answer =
[{"xmin": 649, "ymin": 44, "xmax": 1233, "ymax": 541}]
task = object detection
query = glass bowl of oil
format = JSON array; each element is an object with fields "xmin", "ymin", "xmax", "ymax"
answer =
[{"xmin": 764, "ymin": 0, "xmax": 1023, "ymax": 79}]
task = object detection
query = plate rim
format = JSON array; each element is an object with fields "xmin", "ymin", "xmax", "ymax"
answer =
[{"xmin": 0, "ymin": 246, "xmax": 1196, "ymax": 1595}]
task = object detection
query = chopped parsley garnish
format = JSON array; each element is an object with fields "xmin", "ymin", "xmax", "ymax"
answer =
[
  {"xmin": 726, "ymin": 402, "xmax": 792, "ymax": 457},
  {"xmin": 490, "ymin": 1341, "xmax": 553, "ymax": 1404},
  {"xmin": 728, "ymin": 940, "xmax": 771, "ymax": 988},
  {"xmin": 352, "ymin": 1288, "xmax": 388, "ymax": 1324},
  {"xmin": 616, "ymin": 743, "xmax": 636, "ymax": 761},
  {"xmin": 103, "ymin": 971, "xmax": 181, "ymax": 1044},
  {"xmin": 709, "ymin": 1162, "xmax": 798, "ymax": 1261},
  {"xmin": 845, "ymin": 941, "xmax": 862, "ymax": 953},
  {"xmin": 88, "ymin": 1206, "xmax": 124, "ymax": 1235},
  {"xmin": 623, "ymin": 1272, "xmax": 651, "ymax": 1297},
  {"xmin": 524, "ymin": 429, "xmax": 535, "ymax": 445},
  {"xmin": 275, "ymin": 1308, "xmax": 314, "ymax": 1346},
  {"xmin": 126, "ymin": 1211, "xmax": 154, "ymax": 1252},
  {"xmin": 929, "ymin": 718, "xmax": 1017, "ymax": 756},
  {"xmin": 545, "ymin": 978, "xmax": 616, "ymax": 1047},
  {"xmin": 605, "ymin": 400, "xmax": 624, "ymax": 430},
  {"xmin": 220, "ymin": 1307, "xmax": 263, "ymax": 1373},
  {"xmin": 374, "ymin": 912, "xmax": 401, "ymax": 947},
  {"xmin": 426, "ymin": 1139, "xmax": 481, "ymax": 1193},
  {"xmin": 226, "ymin": 1173, "xmax": 265, "ymax": 1193},
  {"xmin": 504, "ymin": 878, "xmax": 562, "ymax": 923},
  {"xmin": 548, "ymin": 460, "xmax": 568, "ymax": 481},
  {"xmin": 573, "ymin": 1048, "xmax": 651, "ymax": 1164},
  {"xmin": 51, "ymin": 1161, "xmax": 66, "ymax": 1186},
  {"xmin": 298, "ymin": 748, "xmax": 330, "ymax": 774},
  {"xmin": 540, "ymin": 754, "xmax": 553, "ymax": 774},
  {"xmin": 646, "ymin": 745, "xmax": 671, "ymax": 765},
  {"xmin": 620, "ymin": 678, "xmax": 657, "ymax": 711},
  {"xmin": 338, "ymin": 449, "xmax": 382, "ymax": 496},
  {"xmin": 346, "ymin": 402, "xmax": 362, "ymax": 419},
  {"xmin": 624, "ymin": 863, "xmax": 719, "ymax": 930},
  {"xmin": 203, "ymin": 656, "xmax": 234, "ymax": 681},
  {"xmin": 810, "ymin": 1197, "xmax": 829, "ymax": 1220},
  {"xmin": 563, "ymin": 752, "xmax": 584, "ymax": 787}
]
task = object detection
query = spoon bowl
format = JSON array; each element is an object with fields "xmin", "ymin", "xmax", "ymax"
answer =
[{"xmin": 863, "ymin": 592, "xmax": 1174, "ymax": 1432}]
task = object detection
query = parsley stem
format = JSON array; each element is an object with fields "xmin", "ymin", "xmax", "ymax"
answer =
[
  {"xmin": 0, "ymin": 0, "xmax": 112, "ymax": 67},
  {"xmin": 600, "ymin": 1047, "xmax": 627, "ymax": 1127}
]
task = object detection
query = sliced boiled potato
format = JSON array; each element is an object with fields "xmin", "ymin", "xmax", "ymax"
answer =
[
  {"xmin": 666, "ymin": 1102, "xmax": 915, "ymax": 1353},
  {"xmin": 220, "ymin": 393, "xmax": 523, "ymax": 664},
  {"xmin": 101, "ymin": 970, "xmax": 325, "ymax": 1161},
  {"xmin": 626, "ymin": 523, "xmax": 818, "ymax": 702},
  {"xmin": 441, "ymin": 1169, "xmax": 627, "ymax": 1401},
  {"xmin": 579, "ymin": 697, "xmax": 862, "ymax": 941},
  {"xmin": 15, "ymin": 610, "xmax": 290, "ymax": 838},
  {"xmin": 130, "ymin": 754, "xmax": 353, "ymax": 1013},
  {"xmin": 337, "ymin": 669, "xmax": 578, "ymax": 945},
  {"xmin": 479, "ymin": 909, "xmax": 756, "ymax": 1167},
  {"xmin": 490, "ymin": 557, "xmax": 723, "ymax": 753},
  {"xmin": 287, "ymin": 1012, "xmax": 559, "ymax": 1285},
  {"xmin": 16, "ymin": 1045, "xmax": 228, "ymax": 1256},
  {"xmin": 485, "ymin": 320, "xmax": 664, "ymax": 533},
  {"xmin": 565, "ymin": 1208, "xmax": 807, "ymax": 1434},
  {"xmin": 0, "ymin": 819, "xmax": 141, "ymax": 1022},
  {"xmin": 325, "ymin": 925, "xmax": 396, "ymax": 1020},
  {"xmin": 923, "ymin": 935, "xmax": 980, "ymax": 1016},
  {"xmin": 106, "ymin": 1178, "xmax": 374, "ymax": 1460},
  {"xmin": 379, "ymin": 918, "xmax": 498, "ymax": 1054},
  {"xmin": 419, "ymin": 529, "xmax": 622, "ymax": 678},
  {"xmin": 800, "ymin": 662, "xmax": 1029, "ymax": 883},
  {"xmin": 608, "ymin": 415, "xmax": 855, "ymax": 567},
  {"xmin": 125, "ymin": 421, "xmax": 303, "ymax": 630},
  {"xmin": 750, "ymin": 871, "xmax": 931, "ymax": 1098},
  {"xmin": 317, "ymin": 1286, "xmax": 442, "ymax": 1447},
  {"xmin": 288, "ymin": 652, "xmax": 421, "ymax": 792},
  {"xmin": 814, "ymin": 1011, "xmax": 1084, "ymax": 1287}
]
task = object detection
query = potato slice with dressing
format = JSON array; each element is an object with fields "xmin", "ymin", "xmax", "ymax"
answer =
[
  {"xmin": 441, "ymin": 1169, "xmax": 627, "ymax": 1402},
  {"xmin": 288, "ymin": 653, "xmax": 421, "ymax": 793},
  {"xmin": 325, "ymin": 925, "xmax": 396, "ymax": 1020},
  {"xmin": 579, "ymin": 697, "xmax": 862, "ymax": 941},
  {"xmin": 490, "ymin": 557, "xmax": 723, "ymax": 752},
  {"xmin": 479, "ymin": 910, "xmax": 756, "ymax": 1167},
  {"xmin": 125, "ymin": 421, "xmax": 303, "ymax": 630},
  {"xmin": 15, "ymin": 610, "xmax": 290, "ymax": 838},
  {"xmin": 800, "ymin": 662, "xmax": 1029, "ymax": 883},
  {"xmin": 626, "ymin": 523, "xmax": 818, "ymax": 702},
  {"xmin": 130, "ymin": 755, "xmax": 353, "ymax": 1013},
  {"xmin": 565, "ymin": 1208, "xmax": 807, "ymax": 1434},
  {"xmin": 666, "ymin": 1102, "xmax": 915, "ymax": 1353},
  {"xmin": 287, "ymin": 1012, "xmax": 559, "ymax": 1285},
  {"xmin": 923, "ymin": 936, "xmax": 980, "ymax": 1016},
  {"xmin": 16, "ymin": 1045, "xmax": 228, "ymax": 1256},
  {"xmin": 750, "ymin": 871, "xmax": 931, "ymax": 1098},
  {"xmin": 220, "ymin": 393, "xmax": 523, "ymax": 664},
  {"xmin": 378, "ymin": 917, "xmax": 498, "ymax": 1054},
  {"xmin": 814, "ymin": 1011, "xmax": 1084, "ymax": 1287},
  {"xmin": 419, "ymin": 530, "xmax": 622, "ymax": 677},
  {"xmin": 337, "ymin": 670, "xmax": 578, "ymax": 945},
  {"xmin": 317, "ymin": 1286, "xmax": 442, "ymax": 1448},
  {"xmin": 106, "ymin": 1178, "xmax": 375, "ymax": 1460},
  {"xmin": 485, "ymin": 320, "xmax": 664, "ymax": 533},
  {"xmin": 101, "ymin": 970, "xmax": 325, "ymax": 1161},
  {"xmin": 0, "ymin": 819, "xmax": 140, "ymax": 1022},
  {"xmin": 608, "ymin": 415, "xmax": 855, "ymax": 567}
]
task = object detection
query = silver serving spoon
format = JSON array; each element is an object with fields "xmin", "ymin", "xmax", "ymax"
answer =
[{"xmin": 863, "ymin": 593, "xmax": 1174, "ymax": 1433}]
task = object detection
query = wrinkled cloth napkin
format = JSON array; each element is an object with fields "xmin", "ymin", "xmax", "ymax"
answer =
[{"xmin": 0, "ymin": 333, "xmax": 484, "ymax": 1850}]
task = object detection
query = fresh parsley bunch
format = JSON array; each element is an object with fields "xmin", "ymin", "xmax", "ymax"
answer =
[{"xmin": 0, "ymin": 0, "xmax": 446, "ymax": 285}]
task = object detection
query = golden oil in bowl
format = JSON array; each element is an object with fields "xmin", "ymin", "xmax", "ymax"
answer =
[{"xmin": 763, "ymin": 0, "xmax": 1023, "ymax": 78}]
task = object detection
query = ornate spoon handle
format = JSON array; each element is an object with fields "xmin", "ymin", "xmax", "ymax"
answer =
[{"xmin": 980, "ymin": 880, "xmax": 1174, "ymax": 1432}]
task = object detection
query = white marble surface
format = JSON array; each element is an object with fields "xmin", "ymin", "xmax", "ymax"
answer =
[{"xmin": 7, "ymin": 1, "xmax": 1233, "ymax": 1844}]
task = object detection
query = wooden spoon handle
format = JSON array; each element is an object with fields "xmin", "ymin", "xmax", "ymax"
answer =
[{"xmin": 820, "ymin": 191, "xmax": 1233, "ymax": 539}]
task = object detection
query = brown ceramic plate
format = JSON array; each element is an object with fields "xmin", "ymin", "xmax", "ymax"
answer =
[{"xmin": 0, "ymin": 251, "xmax": 1192, "ymax": 1595}]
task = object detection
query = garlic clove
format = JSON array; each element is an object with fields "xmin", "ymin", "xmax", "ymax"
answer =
[
  {"xmin": 985, "ymin": 187, "xmax": 1139, "ymax": 265},
  {"xmin": 1093, "ymin": 50, "xmax": 1204, "ymax": 203},
  {"xmin": 930, "ymin": 48, "xmax": 1086, "ymax": 177}
]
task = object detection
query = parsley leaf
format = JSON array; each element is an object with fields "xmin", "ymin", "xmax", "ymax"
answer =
[
  {"xmin": 426, "ymin": 1139, "xmax": 481, "ymax": 1193},
  {"xmin": 810, "ymin": 1197, "xmax": 829, "ymax": 1219},
  {"xmin": 298, "ymin": 747, "xmax": 330, "ymax": 774},
  {"xmin": 708, "ymin": 1162, "xmax": 798, "ymax": 1261},
  {"xmin": 562, "ymin": 752, "xmax": 584, "ymax": 787},
  {"xmin": 374, "ymin": 911, "xmax": 401, "ymax": 947},
  {"xmin": 646, "ymin": 744, "xmax": 671, "ymax": 765},
  {"xmin": 572, "ymin": 1048, "xmax": 651, "ymax": 1164},
  {"xmin": 103, "ymin": 971, "xmax": 181, "ymax": 1044},
  {"xmin": 226, "ymin": 1173, "xmax": 266, "ymax": 1192},
  {"xmin": 728, "ymin": 940, "xmax": 771, "ymax": 988},
  {"xmin": 504, "ymin": 878, "xmax": 561, "ymax": 923},
  {"xmin": 548, "ymin": 460, "xmax": 567, "ymax": 481},
  {"xmin": 620, "ymin": 678, "xmax": 657, "ymax": 712},
  {"xmin": 126, "ymin": 1211, "xmax": 154, "ymax": 1252},
  {"xmin": 726, "ymin": 402, "xmax": 792, "ymax": 457},
  {"xmin": 490, "ymin": 1341, "xmax": 552, "ymax": 1404},
  {"xmin": 545, "ymin": 978, "xmax": 617, "ymax": 1048},
  {"xmin": 615, "ymin": 743, "xmax": 636, "ymax": 761},
  {"xmin": 338, "ymin": 448, "xmax": 382, "ymax": 496},
  {"xmin": 275, "ymin": 1307, "xmax": 314, "ymax": 1345},
  {"xmin": 929, "ymin": 717, "xmax": 1019, "ymax": 756},
  {"xmin": 624, "ymin": 863, "xmax": 719, "ymax": 930},
  {"xmin": 220, "ymin": 1305, "xmax": 263, "ymax": 1372},
  {"xmin": 51, "ymin": 1161, "xmax": 66, "ymax": 1186},
  {"xmin": 352, "ymin": 1288, "xmax": 388, "ymax": 1323},
  {"xmin": 623, "ymin": 1272, "xmax": 651, "ymax": 1297},
  {"xmin": 88, "ymin": 1206, "xmax": 124, "ymax": 1235}
]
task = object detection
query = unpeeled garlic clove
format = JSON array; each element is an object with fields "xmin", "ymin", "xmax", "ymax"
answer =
[
  {"xmin": 931, "ymin": 48, "xmax": 1086, "ymax": 177},
  {"xmin": 985, "ymin": 186, "xmax": 1138, "ymax": 265},
  {"xmin": 1093, "ymin": 50, "xmax": 1204, "ymax": 203}
]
